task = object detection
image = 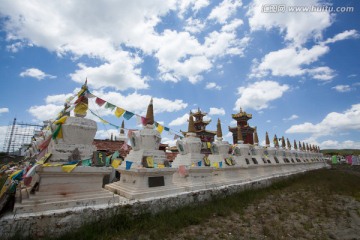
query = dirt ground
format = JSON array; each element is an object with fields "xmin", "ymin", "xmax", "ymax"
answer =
[{"xmin": 167, "ymin": 167, "xmax": 360, "ymax": 240}]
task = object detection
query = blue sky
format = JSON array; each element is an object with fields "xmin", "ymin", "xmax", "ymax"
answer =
[{"xmin": 0, "ymin": 0, "xmax": 359, "ymax": 150}]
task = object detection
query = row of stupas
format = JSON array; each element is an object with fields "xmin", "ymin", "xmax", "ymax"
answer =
[{"xmin": 11, "ymin": 86, "xmax": 327, "ymax": 215}]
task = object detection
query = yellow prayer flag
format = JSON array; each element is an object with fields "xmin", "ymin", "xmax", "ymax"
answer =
[
  {"xmin": 213, "ymin": 162, "xmax": 219, "ymax": 169},
  {"xmin": 158, "ymin": 164, "xmax": 165, "ymax": 168},
  {"xmin": 114, "ymin": 107, "xmax": 125, "ymax": 118},
  {"xmin": 146, "ymin": 156, "xmax": 154, "ymax": 168},
  {"xmin": 74, "ymin": 102, "xmax": 88, "ymax": 116},
  {"xmin": 43, "ymin": 163, "xmax": 62, "ymax": 167},
  {"xmin": 157, "ymin": 124, "xmax": 164, "ymax": 134},
  {"xmin": 61, "ymin": 164, "xmax": 78, "ymax": 173},
  {"xmin": 54, "ymin": 116, "xmax": 68, "ymax": 125},
  {"xmin": 111, "ymin": 159, "xmax": 122, "ymax": 168},
  {"xmin": 206, "ymin": 142, "xmax": 211, "ymax": 148}
]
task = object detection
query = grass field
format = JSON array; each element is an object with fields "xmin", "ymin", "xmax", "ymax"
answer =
[{"xmin": 42, "ymin": 166, "xmax": 360, "ymax": 240}]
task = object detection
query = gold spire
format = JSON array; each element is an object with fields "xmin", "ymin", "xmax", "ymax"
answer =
[
  {"xmin": 237, "ymin": 126, "xmax": 243, "ymax": 142},
  {"xmin": 145, "ymin": 98, "xmax": 154, "ymax": 125},
  {"xmin": 120, "ymin": 120, "xmax": 125, "ymax": 134},
  {"xmin": 286, "ymin": 138, "xmax": 291, "ymax": 150},
  {"xmin": 281, "ymin": 136, "xmax": 286, "ymax": 148},
  {"xmin": 274, "ymin": 134, "xmax": 279, "ymax": 148},
  {"xmin": 216, "ymin": 118, "xmax": 222, "ymax": 138},
  {"xmin": 294, "ymin": 140, "xmax": 298, "ymax": 150},
  {"xmin": 254, "ymin": 127, "xmax": 259, "ymax": 145},
  {"xmin": 265, "ymin": 131, "xmax": 270, "ymax": 146},
  {"xmin": 188, "ymin": 114, "xmax": 196, "ymax": 133}
]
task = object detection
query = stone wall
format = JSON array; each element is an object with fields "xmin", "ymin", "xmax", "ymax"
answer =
[{"xmin": 0, "ymin": 168, "xmax": 323, "ymax": 239}]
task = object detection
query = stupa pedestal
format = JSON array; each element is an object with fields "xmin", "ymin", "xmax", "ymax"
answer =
[
  {"xmin": 106, "ymin": 124, "xmax": 181, "ymax": 199},
  {"xmin": 172, "ymin": 133, "xmax": 215, "ymax": 191},
  {"xmin": 14, "ymin": 117, "xmax": 118, "ymax": 214},
  {"xmin": 208, "ymin": 138, "xmax": 240, "ymax": 185}
]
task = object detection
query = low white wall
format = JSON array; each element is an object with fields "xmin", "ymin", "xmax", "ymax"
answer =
[{"xmin": 0, "ymin": 164, "xmax": 328, "ymax": 239}]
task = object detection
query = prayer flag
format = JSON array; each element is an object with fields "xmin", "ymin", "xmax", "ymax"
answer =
[
  {"xmin": 111, "ymin": 159, "xmax": 122, "ymax": 168},
  {"xmin": 123, "ymin": 111, "xmax": 134, "ymax": 120},
  {"xmin": 114, "ymin": 107, "xmax": 125, "ymax": 118},
  {"xmin": 61, "ymin": 164, "xmax": 77, "ymax": 173},
  {"xmin": 125, "ymin": 161, "xmax": 133, "ymax": 170},
  {"xmin": 85, "ymin": 92, "xmax": 96, "ymax": 98},
  {"xmin": 74, "ymin": 102, "xmax": 88, "ymax": 116},
  {"xmin": 178, "ymin": 165, "xmax": 188, "ymax": 177},
  {"xmin": 52, "ymin": 125, "xmax": 62, "ymax": 139},
  {"xmin": 197, "ymin": 160, "xmax": 202, "ymax": 166},
  {"xmin": 81, "ymin": 159, "xmax": 92, "ymax": 166},
  {"xmin": 164, "ymin": 127, "xmax": 169, "ymax": 131},
  {"xmin": 141, "ymin": 117, "xmax": 147, "ymax": 126},
  {"xmin": 105, "ymin": 102, "xmax": 116, "ymax": 111},
  {"xmin": 54, "ymin": 116, "xmax": 68, "ymax": 125},
  {"xmin": 213, "ymin": 162, "xmax": 219, "ymax": 169},
  {"xmin": 206, "ymin": 142, "xmax": 211, "ymax": 149},
  {"xmin": 157, "ymin": 124, "xmax": 164, "ymax": 134},
  {"xmin": 112, "ymin": 151, "xmax": 120, "ymax": 160},
  {"xmin": 158, "ymin": 164, "xmax": 165, "ymax": 168},
  {"xmin": 95, "ymin": 97, "xmax": 106, "ymax": 106}
]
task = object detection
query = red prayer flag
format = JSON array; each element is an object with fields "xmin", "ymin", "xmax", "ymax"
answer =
[{"xmin": 95, "ymin": 97, "xmax": 106, "ymax": 106}]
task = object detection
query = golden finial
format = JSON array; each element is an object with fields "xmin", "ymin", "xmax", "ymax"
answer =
[
  {"xmin": 286, "ymin": 138, "xmax": 291, "ymax": 150},
  {"xmin": 216, "ymin": 118, "xmax": 222, "ymax": 138},
  {"xmin": 145, "ymin": 98, "xmax": 154, "ymax": 125},
  {"xmin": 265, "ymin": 131, "xmax": 270, "ymax": 146},
  {"xmin": 274, "ymin": 134, "xmax": 279, "ymax": 148},
  {"xmin": 281, "ymin": 136, "xmax": 286, "ymax": 148},
  {"xmin": 120, "ymin": 120, "xmax": 125, "ymax": 134},
  {"xmin": 254, "ymin": 127, "xmax": 259, "ymax": 145},
  {"xmin": 188, "ymin": 114, "xmax": 196, "ymax": 133}
]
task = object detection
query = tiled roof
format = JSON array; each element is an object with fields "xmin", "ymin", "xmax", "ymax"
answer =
[{"xmin": 92, "ymin": 139, "xmax": 131, "ymax": 158}]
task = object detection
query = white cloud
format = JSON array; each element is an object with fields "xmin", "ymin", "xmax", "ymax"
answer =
[
  {"xmin": 0, "ymin": 108, "xmax": 9, "ymax": 114},
  {"xmin": 1, "ymin": 1, "xmax": 248, "ymax": 87},
  {"xmin": 286, "ymin": 104, "xmax": 360, "ymax": 136},
  {"xmin": 208, "ymin": 0, "xmax": 243, "ymax": 24},
  {"xmin": 95, "ymin": 129, "xmax": 121, "ymax": 140},
  {"xmin": 28, "ymin": 90, "xmax": 188, "ymax": 123},
  {"xmin": 177, "ymin": 0, "xmax": 210, "ymax": 18},
  {"xmin": 19, "ymin": 68, "xmax": 56, "ymax": 80},
  {"xmin": 332, "ymin": 85, "xmax": 352, "ymax": 93},
  {"xmin": 45, "ymin": 93, "xmax": 77, "ymax": 105},
  {"xmin": 28, "ymin": 104, "xmax": 64, "ymax": 122},
  {"xmin": 184, "ymin": 17, "xmax": 206, "ymax": 33},
  {"xmin": 283, "ymin": 114, "xmax": 299, "ymax": 121},
  {"xmin": 169, "ymin": 113, "xmax": 190, "ymax": 126},
  {"xmin": 161, "ymin": 137, "xmax": 177, "ymax": 147},
  {"xmin": 307, "ymin": 66, "xmax": 335, "ymax": 81},
  {"xmin": 248, "ymin": 0, "xmax": 331, "ymax": 46},
  {"xmin": 208, "ymin": 107, "xmax": 225, "ymax": 116},
  {"xmin": 91, "ymin": 91, "xmax": 188, "ymax": 117},
  {"xmin": 319, "ymin": 140, "xmax": 360, "ymax": 150},
  {"xmin": 205, "ymin": 82, "xmax": 222, "ymax": 90},
  {"xmin": 250, "ymin": 45, "xmax": 333, "ymax": 80},
  {"xmin": 323, "ymin": 29, "xmax": 359, "ymax": 44},
  {"xmin": 234, "ymin": 80, "xmax": 289, "ymax": 111},
  {"xmin": 70, "ymin": 59, "xmax": 149, "ymax": 91}
]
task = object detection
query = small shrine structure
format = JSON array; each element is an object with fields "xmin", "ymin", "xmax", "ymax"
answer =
[{"xmin": 228, "ymin": 107, "xmax": 255, "ymax": 144}]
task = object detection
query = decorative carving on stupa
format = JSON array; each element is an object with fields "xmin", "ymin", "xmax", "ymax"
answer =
[{"xmin": 228, "ymin": 107, "xmax": 255, "ymax": 144}]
